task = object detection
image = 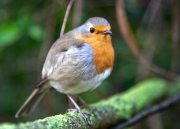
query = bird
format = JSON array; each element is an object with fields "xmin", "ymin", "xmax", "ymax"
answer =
[{"xmin": 15, "ymin": 17, "xmax": 114, "ymax": 124}]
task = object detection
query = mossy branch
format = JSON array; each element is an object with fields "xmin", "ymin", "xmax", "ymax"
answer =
[{"xmin": 1, "ymin": 78, "xmax": 180, "ymax": 129}]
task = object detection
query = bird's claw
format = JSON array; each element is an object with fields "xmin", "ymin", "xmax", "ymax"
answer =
[
  {"xmin": 78, "ymin": 109, "xmax": 91, "ymax": 125},
  {"xmin": 88, "ymin": 107, "xmax": 101, "ymax": 119},
  {"xmin": 67, "ymin": 108, "xmax": 91, "ymax": 125}
]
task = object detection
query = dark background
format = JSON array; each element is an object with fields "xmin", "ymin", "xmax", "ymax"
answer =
[{"xmin": 0, "ymin": 0, "xmax": 180, "ymax": 128}]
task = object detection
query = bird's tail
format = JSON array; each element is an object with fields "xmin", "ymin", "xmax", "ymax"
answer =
[{"xmin": 15, "ymin": 78, "xmax": 50, "ymax": 118}]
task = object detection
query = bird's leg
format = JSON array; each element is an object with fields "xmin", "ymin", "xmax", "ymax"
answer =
[
  {"xmin": 64, "ymin": 94, "xmax": 78, "ymax": 112},
  {"xmin": 77, "ymin": 95, "xmax": 101, "ymax": 119},
  {"xmin": 66, "ymin": 94, "xmax": 91, "ymax": 125},
  {"xmin": 64, "ymin": 95, "xmax": 74, "ymax": 112}
]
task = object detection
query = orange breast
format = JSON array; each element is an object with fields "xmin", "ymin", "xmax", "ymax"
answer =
[{"xmin": 76, "ymin": 33, "xmax": 114, "ymax": 74}]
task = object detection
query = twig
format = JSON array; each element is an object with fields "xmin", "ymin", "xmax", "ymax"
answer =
[
  {"xmin": 112, "ymin": 94, "xmax": 180, "ymax": 129},
  {"xmin": 60, "ymin": 0, "xmax": 75, "ymax": 37},
  {"xmin": 115, "ymin": 0, "xmax": 179, "ymax": 80}
]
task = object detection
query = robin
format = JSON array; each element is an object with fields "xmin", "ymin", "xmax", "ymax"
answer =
[{"xmin": 15, "ymin": 17, "xmax": 114, "ymax": 124}]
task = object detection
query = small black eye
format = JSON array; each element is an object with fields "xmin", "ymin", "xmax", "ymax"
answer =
[{"xmin": 89, "ymin": 27, "xmax": 95, "ymax": 33}]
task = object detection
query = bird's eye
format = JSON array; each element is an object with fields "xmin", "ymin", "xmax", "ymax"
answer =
[{"xmin": 89, "ymin": 27, "xmax": 95, "ymax": 33}]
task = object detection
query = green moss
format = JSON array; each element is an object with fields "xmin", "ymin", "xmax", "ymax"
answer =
[
  {"xmin": 120, "ymin": 78, "xmax": 167, "ymax": 111},
  {"xmin": 1, "ymin": 78, "xmax": 180, "ymax": 129},
  {"xmin": 92, "ymin": 78, "xmax": 168, "ymax": 120}
]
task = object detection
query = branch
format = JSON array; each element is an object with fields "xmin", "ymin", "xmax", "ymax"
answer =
[
  {"xmin": 112, "ymin": 93, "xmax": 180, "ymax": 129},
  {"xmin": 1, "ymin": 78, "xmax": 180, "ymax": 128},
  {"xmin": 115, "ymin": 0, "xmax": 179, "ymax": 80}
]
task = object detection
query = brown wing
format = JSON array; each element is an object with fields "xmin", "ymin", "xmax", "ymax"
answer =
[
  {"xmin": 42, "ymin": 31, "xmax": 84, "ymax": 78},
  {"xmin": 15, "ymin": 78, "xmax": 50, "ymax": 117}
]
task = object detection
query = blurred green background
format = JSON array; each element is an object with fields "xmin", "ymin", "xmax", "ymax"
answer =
[{"xmin": 0, "ymin": 0, "xmax": 180, "ymax": 128}]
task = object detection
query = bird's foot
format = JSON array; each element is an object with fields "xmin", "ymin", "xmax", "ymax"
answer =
[
  {"xmin": 77, "ymin": 108, "xmax": 91, "ymax": 125},
  {"xmin": 87, "ymin": 106, "xmax": 101, "ymax": 119},
  {"xmin": 67, "ymin": 108, "xmax": 91, "ymax": 125},
  {"xmin": 66, "ymin": 94, "xmax": 91, "ymax": 125}
]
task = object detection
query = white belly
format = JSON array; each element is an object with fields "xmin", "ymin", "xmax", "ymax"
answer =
[{"xmin": 49, "ymin": 68, "xmax": 112, "ymax": 94}]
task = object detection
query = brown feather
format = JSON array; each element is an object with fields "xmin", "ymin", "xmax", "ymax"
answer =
[{"xmin": 15, "ymin": 78, "xmax": 50, "ymax": 118}]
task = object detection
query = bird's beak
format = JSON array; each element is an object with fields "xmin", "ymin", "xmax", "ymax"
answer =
[{"xmin": 102, "ymin": 30, "xmax": 112, "ymax": 35}]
